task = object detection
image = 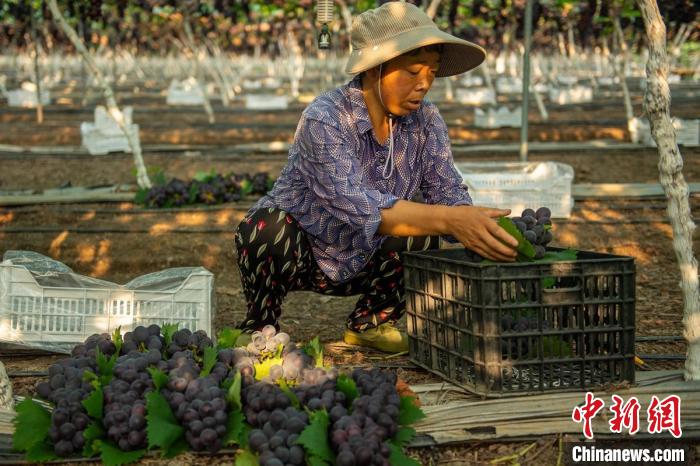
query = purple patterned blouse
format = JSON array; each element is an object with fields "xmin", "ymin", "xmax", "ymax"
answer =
[{"xmin": 251, "ymin": 75, "xmax": 472, "ymax": 282}]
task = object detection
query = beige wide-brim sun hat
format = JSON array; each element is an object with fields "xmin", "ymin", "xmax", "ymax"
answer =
[{"xmin": 345, "ymin": 2, "xmax": 486, "ymax": 78}]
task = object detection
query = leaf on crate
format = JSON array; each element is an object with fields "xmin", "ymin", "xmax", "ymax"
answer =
[
  {"xmin": 96, "ymin": 347, "xmax": 115, "ymax": 384},
  {"xmin": 335, "ymin": 374, "xmax": 358, "ymax": 405},
  {"xmin": 217, "ymin": 327, "xmax": 243, "ymax": 349},
  {"xmin": 111, "ymin": 326, "xmax": 123, "ymax": 355},
  {"xmin": 200, "ymin": 346, "xmax": 218, "ymax": 377},
  {"xmin": 162, "ymin": 437, "xmax": 189, "ymax": 459},
  {"xmin": 82, "ymin": 421, "xmax": 105, "ymax": 457},
  {"xmin": 393, "ymin": 426, "xmax": 417, "ymax": 447},
  {"xmin": 145, "ymin": 391, "xmax": 184, "ymax": 451},
  {"xmin": 25, "ymin": 440, "xmax": 57, "ymax": 463},
  {"xmin": 497, "ymin": 217, "xmax": 536, "ymax": 260},
  {"xmin": 541, "ymin": 248, "xmax": 578, "ymax": 262},
  {"xmin": 98, "ymin": 440, "xmax": 145, "ymax": 466},
  {"xmin": 296, "ymin": 409, "xmax": 334, "ymax": 463},
  {"xmin": 253, "ymin": 356, "xmax": 283, "ymax": 380},
  {"xmin": 82, "ymin": 385, "xmax": 104, "ymax": 420},
  {"xmin": 12, "ymin": 398, "xmax": 51, "ymax": 452},
  {"xmin": 398, "ymin": 396, "xmax": 426, "ymax": 426}
]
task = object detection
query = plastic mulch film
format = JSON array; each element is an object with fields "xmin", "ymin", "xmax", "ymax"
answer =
[{"xmin": 0, "ymin": 250, "xmax": 214, "ymax": 354}]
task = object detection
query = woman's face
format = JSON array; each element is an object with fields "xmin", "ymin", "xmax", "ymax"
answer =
[{"xmin": 377, "ymin": 48, "xmax": 441, "ymax": 117}]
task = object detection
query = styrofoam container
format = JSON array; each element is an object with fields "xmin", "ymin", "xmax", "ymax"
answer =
[
  {"xmin": 245, "ymin": 94, "xmax": 288, "ymax": 110},
  {"xmin": 80, "ymin": 106, "xmax": 140, "ymax": 155},
  {"xmin": 0, "ymin": 265, "xmax": 213, "ymax": 352},
  {"xmin": 474, "ymin": 106, "xmax": 522, "ymax": 128},
  {"xmin": 631, "ymin": 117, "xmax": 699, "ymax": 147},
  {"xmin": 456, "ymin": 87, "xmax": 497, "ymax": 106},
  {"xmin": 460, "ymin": 75, "xmax": 484, "ymax": 87},
  {"xmin": 7, "ymin": 81, "xmax": 50, "ymax": 108},
  {"xmin": 166, "ymin": 77, "xmax": 205, "ymax": 105},
  {"xmin": 455, "ymin": 161, "xmax": 575, "ymax": 218},
  {"xmin": 495, "ymin": 77, "xmax": 523, "ymax": 94},
  {"xmin": 548, "ymin": 86, "xmax": 593, "ymax": 105}
]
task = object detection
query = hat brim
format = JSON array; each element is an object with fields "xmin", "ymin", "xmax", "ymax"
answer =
[{"xmin": 345, "ymin": 25, "xmax": 486, "ymax": 78}]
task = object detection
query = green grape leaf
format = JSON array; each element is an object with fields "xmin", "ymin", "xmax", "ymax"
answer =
[
  {"xmin": 25, "ymin": 440, "xmax": 57, "ymax": 463},
  {"xmin": 398, "ymin": 396, "xmax": 426, "ymax": 426},
  {"xmin": 147, "ymin": 367, "xmax": 169, "ymax": 391},
  {"xmin": 194, "ymin": 170, "xmax": 211, "ymax": 182},
  {"xmin": 224, "ymin": 408, "xmax": 246, "ymax": 447},
  {"xmin": 217, "ymin": 327, "xmax": 243, "ymax": 349},
  {"xmin": 541, "ymin": 336, "xmax": 574, "ymax": 358},
  {"xmin": 335, "ymin": 373, "xmax": 359, "ymax": 405},
  {"xmin": 162, "ymin": 437, "xmax": 189, "ymax": 459},
  {"xmin": 388, "ymin": 442, "xmax": 421, "ymax": 466},
  {"xmin": 253, "ymin": 356, "xmax": 283, "ymax": 380},
  {"xmin": 12, "ymin": 398, "xmax": 51, "ymax": 452},
  {"xmin": 95, "ymin": 347, "xmax": 115, "ymax": 385},
  {"xmin": 240, "ymin": 179, "xmax": 253, "ymax": 196},
  {"xmin": 98, "ymin": 440, "xmax": 145, "ymax": 466},
  {"xmin": 162, "ymin": 322, "xmax": 179, "ymax": 347},
  {"xmin": 278, "ymin": 378, "xmax": 300, "ymax": 408},
  {"xmin": 200, "ymin": 346, "xmax": 218, "ymax": 377},
  {"xmin": 543, "ymin": 277, "xmax": 556, "ymax": 289},
  {"xmin": 82, "ymin": 421, "xmax": 105, "ymax": 457},
  {"xmin": 227, "ymin": 371, "xmax": 242, "ymax": 411},
  {"xmin": 296, "ymin": 410, "xmax": 334, "ymax": 462},
  {"xmin": 111, "ymin": 326, "xmax": 123, "ymax": 355},
  {"xmin": 134, "ymin": 188, "xmax": 148, "ymax": 205},
  {"xmin": 541, "ymin": 248, "xmax": 578, "ymax": 262},
  {"xmin": 308, "ymin": 456, "xmax": 330, "ymax": 466},
  {"xmin": 303, "ymin": 336, "xmax": 324, "ymax": 367},
  {"xmin": 145, "ymin": 391, "xmax": 184, "ymax": 451},
  {"xmin": 497, "ymin": 216, "xmax": 535, "ymax": 259},
  {"xmin": 82, "ymin": 385, "xmax": 104, "ymax": 419},
  {"xmin": 235, "ymin": 449, "xmax": 259, "ymax": 466},
  {"xmin": 393, "ymin": 426, "xmax": 417, "ymax": 447}
]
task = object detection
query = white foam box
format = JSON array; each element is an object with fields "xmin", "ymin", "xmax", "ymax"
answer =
[
  {"xmin": 460, "ymin": 75, "xmax": 484, "ymax": 87},
  {"xmin": 495, "ymin": 77, "xmax": 523, "ymax": 94},
  {"xmin": 242, "ymin": 79, "xmax": 263, "ymax": 90},
  {"xmin": 81, "ymin": 106, "xmax": 141, "ymax": 155},
  {"xmin": 631, "ymin": 117, "xmax": 698, "ymax": 147},
  {"xmin": 166, "ymin": 77, "xmax": 205, "ymax": 105},
  {"xmin": 474, "ymin": 106, "xmax": 522, "ymax": 129},
  {"xmin": 456, "ymin": 87, "xmax": 497, "ymax": 106},
  {"xmin": 548, "ymin": 85, "xmax": 593, "ymax": 105},
  {"xmin": 0, "ymin": 265, "xmax": 213, "ymax": 351},
  {"xmin": 455, "ymin": 161, "xmax": 575, "ymax": 218},
  {"xmin": 244, "ymin": 94, "xmax": 288, "ymax": 111},
  {"xmin": 557, "ymin": 75, "xmax": 579, "ymax": 86},
  {"xmin": 7, "ymin": 82, "xmax": 50, "ymax": 108}
]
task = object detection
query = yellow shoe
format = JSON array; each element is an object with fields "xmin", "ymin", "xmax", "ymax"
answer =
[{"xmin": 343, "ymin": 323, "xmax": 408, "ymax": 353}]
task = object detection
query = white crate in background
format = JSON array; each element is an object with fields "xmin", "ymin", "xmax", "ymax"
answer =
[
  {"xmin": 548, "ymin": 85, "xmax": 593, "ymax": 105},
  {"xmin": 597, "ymin": 76, "xmax": 619, "ymax": 86},
  {"xmin": 242, "ymin": 79, "xmax": 263, "ymax": 90},
  {"xmin": 456, "ymin": 87, "xmax": 496, "ymax": 106},
  {"xmin": 460, "ymin": 75, "xmax": 483, "ymax": 87},
  {"xmin": 80, "ymin": 106, "xmax": 140, "ymax": 155},
  {"xmin": 556, "ymin": 75, "xmax": 579, "ymax": 86},
  {"xmin": 0, "ymin": 265, "xmax": 213, "ymax": 352},
  {"xmin": 474, "ymin": 106, "xmax": 522, "ymax": 128},
  {"xmin": 166, "ymin": 77, "xmax": 206, "ymax": 105},
  {"xmin": 455, "ymin": 161, "xmax": 575, "ymax": 218},
  {"xmin": 630, "ymin": 117, "xmax": 699, "ymax": 147},
  {"xmin": 7, "ymin": 81, "xmax": 50, "ymax": 108},
  {"xmin": 245, "ymin": 94, "xmax": 288, "ymax": 110},
  {"xmin": 495, "ymin": 77, "xmax": 523, "ymax": 94}
]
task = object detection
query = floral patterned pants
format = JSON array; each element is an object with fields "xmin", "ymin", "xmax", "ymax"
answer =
[{"xmin": 234, "ymin": 207, "xmax": 439, "ymax": 333}]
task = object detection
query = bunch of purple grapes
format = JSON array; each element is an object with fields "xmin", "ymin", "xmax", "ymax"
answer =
[
  {"xmin": 243, "ymin": 382, "xmax": 308, "ymax": 466},
  {"xmin": 102, "ymin": 348, "xmax": 164, "ymax": 451},
  {"xmin": 512, "ymin": 207, "xmax": 553, "ymax": 259},
  {"xmin": 38, "ymin": 355, "xmax": 100, "ymax": 457},
  {"xmin": 328, "ymin": 368, "xmax": 400, "ymax": 466}
]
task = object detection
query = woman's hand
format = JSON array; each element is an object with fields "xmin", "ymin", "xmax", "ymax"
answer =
[{"xmin": 446, "ymin": 206, "xmax": 519, "ymax": 262}]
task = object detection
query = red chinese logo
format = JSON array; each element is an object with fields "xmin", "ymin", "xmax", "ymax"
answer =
[
  {"xmin": 647, "ymin": 395, "xmax": 682, "ymax": 438},
  {"xmin": 609, "ymin": 395, "xmax": 641, "ymax": 435},
  {"xmin": 572, "ymin": 392, "xmax": 605, "ymax": 439}
]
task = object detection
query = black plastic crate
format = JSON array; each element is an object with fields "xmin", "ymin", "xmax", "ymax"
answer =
[{"xmin": 402, "ymin": 247, "xmax": 635, "ymax": 397}]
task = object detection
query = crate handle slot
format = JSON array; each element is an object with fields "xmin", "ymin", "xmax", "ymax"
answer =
[{"xmin": 542, "ymin": 286, "xmax": 581, "ymax": 305}]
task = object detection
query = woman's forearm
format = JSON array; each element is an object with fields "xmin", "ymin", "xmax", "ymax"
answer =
[{"xmin": 378, "ymin": 200, "xmax": 452, "ymax": 237}]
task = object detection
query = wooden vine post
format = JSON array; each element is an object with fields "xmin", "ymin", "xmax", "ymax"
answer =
[
  {"xmin": 636, "ymin": 0, "xmax": 700, "ymax": 380},
  {"xmin": 45, "ymin": 0, "xmax": 152, "ymax": 189}
]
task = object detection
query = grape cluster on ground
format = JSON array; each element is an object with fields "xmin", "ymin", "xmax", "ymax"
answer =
[{"xmin": 22, "ymin": 324, "xmax": 420, "ymax": 465}]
